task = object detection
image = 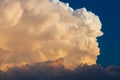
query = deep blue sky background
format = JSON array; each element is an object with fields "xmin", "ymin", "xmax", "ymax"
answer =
[{"xmin": 60, "ymin": 0, "xmax": 120, "ymax": 67}]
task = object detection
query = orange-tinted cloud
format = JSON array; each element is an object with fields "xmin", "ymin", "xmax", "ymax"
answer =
[{"xmin": 0, "ymin": 0, "xmax": 103, "ymax": 70}]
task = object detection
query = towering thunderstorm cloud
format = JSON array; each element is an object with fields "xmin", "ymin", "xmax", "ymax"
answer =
[{"xmin": 0, "ymin": 0, "xmax": 103, "ymax": 70}]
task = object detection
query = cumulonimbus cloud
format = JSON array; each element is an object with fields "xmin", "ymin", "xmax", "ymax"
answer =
[{"xmin": 0, "ymin": 0, "xmax": 103, "ymax": 70}]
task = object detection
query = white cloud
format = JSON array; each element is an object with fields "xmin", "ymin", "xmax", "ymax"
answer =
[{"xmin": 0, "ymin": 0, "xmax": 103, "ymax": 70}]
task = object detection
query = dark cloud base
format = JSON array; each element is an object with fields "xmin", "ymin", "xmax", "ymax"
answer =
[{"xmin": 0, "ymin": 61, "xmax": 120, "ymax": 80}]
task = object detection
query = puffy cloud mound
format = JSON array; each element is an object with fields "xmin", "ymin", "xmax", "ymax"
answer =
[
  {"xmin": 0, "ymin": 0, "xmax": 103, "ymax": 70},
  {"xmin": 0, "ymin": 61, "xmax": 120, "ymax": 80}
]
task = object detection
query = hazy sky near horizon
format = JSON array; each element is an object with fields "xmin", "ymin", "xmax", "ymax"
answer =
[{"xmin": 60, "ymin": 0, "xmax": 120, "ymax": 67}]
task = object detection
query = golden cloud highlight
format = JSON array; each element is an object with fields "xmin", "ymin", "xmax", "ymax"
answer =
[{"xmin": 0, "ymin": 0, "xmax": 103, "ymax": 70}]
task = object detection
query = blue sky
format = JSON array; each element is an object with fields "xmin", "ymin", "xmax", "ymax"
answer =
[{"xmin": 60, "ymin": 0, "xmax": 120, "ymax": 67}]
